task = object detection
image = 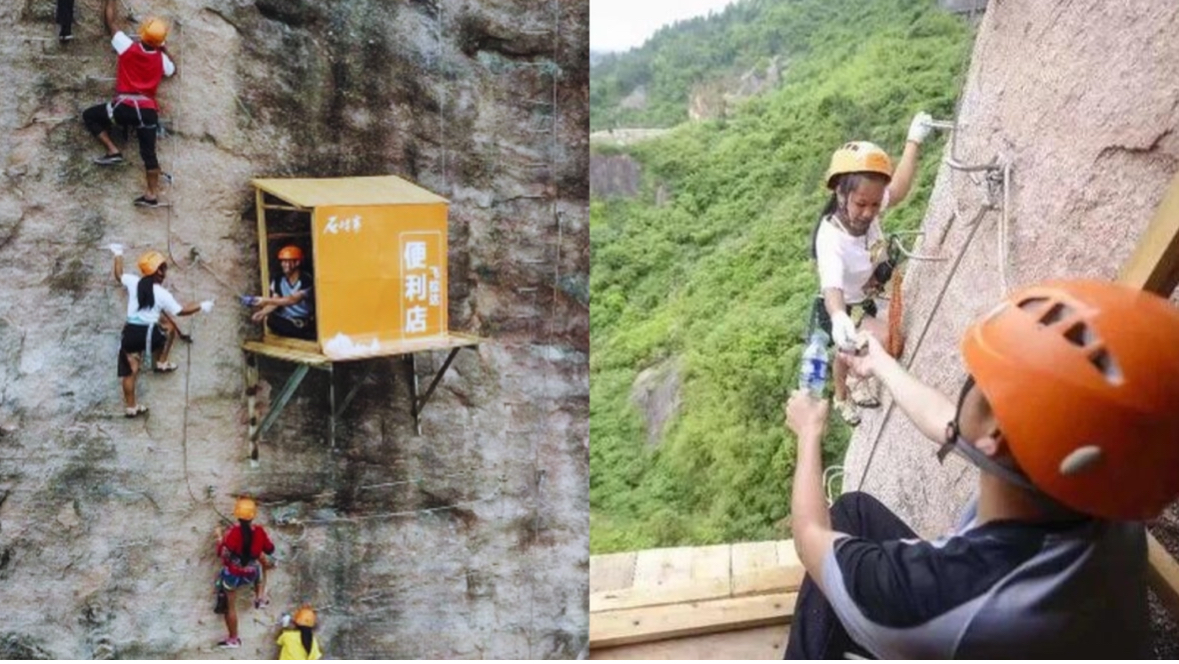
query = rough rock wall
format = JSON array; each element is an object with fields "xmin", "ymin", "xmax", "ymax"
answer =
[{"xmin": 0, "ymin": 0, "xmax": 588, "ymax": 658}]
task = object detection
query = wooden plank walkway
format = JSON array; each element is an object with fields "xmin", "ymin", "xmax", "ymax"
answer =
[{"xmin": 589, "ymin": 540, "xmax": 804, "ymax": 658}]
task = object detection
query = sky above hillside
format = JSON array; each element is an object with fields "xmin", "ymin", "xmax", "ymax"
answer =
[{"xmin": 590, "ymin": 0, "xmax": 739, "ymax": 53}]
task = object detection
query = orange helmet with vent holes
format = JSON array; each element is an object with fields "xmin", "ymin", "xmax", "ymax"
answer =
[
  {"xmin": 962, "ymin": 279, "xmax": 1179, "ymax": 519},
  {"xmin": 825, "ymin": 141, "xmax": 893, "ymax": 189}
]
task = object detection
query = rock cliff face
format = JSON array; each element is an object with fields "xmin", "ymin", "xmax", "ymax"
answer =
[{"xmin": 1, "ymin": 0, "xmax": 588, "ymax": 658}]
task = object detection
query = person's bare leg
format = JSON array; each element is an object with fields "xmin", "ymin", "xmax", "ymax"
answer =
[
  {"xmin": 146, "ymin": 169, "xmax": 160, "ymax": 201},
  {"xmin": 224, "ymin": 589, "xmax": 238, "ymax": 639},
  {"xmin": 96, "ymin": 130, "xmax": 119, "ymax": 156},
  {"xmin": 157, "ymin": 325, "xmax": 177, "ymax": 365},
  {"xmin": 255, "ymin": 569, "xmax": 266, "ymax": 605},
  {"xmin": 122, "ymin": 354, "xmax": 140, "ymax": 408},
  {"xmin": 833, "ymin": 352, "xmax": 849, "ymax": 402}
]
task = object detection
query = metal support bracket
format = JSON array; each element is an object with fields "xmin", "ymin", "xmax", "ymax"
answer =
[
  {"xmin": 244, "ymin": 343, "xmax": 472, "ymax": 450},
  {"xmin": 253, "ymin": 363, "xmax": 310, "ymax": 441},
  {"xmin": 409, "ymin": 347, "xmax": 463, "ymax": 436}
]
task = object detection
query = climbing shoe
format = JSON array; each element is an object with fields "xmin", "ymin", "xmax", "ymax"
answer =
[
  {"xmin": 834, "ymin": 398, "xmax": 861, "ymax": 426},
  {"xmin": 133, "ymin": 196, "xmax": 161, "ymax": 208},
  {"xmin": 254, "ymin": 596, "xmax": 270, "ymax": 610},
  {"xmin": 92, "ymin": 153, "xmax": 124, "ymax": 166},
  {"xmin": 216, "ymin": 637, "xmax": 241, "ymax": 649}
]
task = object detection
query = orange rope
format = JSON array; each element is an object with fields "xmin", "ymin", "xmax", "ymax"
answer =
[{"xmin": 888, "ymin": 268, "xmax": 905, "ymax": 357}]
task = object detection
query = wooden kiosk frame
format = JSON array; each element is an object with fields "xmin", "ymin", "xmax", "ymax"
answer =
[{"xmin": 243, "ymin": 176, "xmax": 481, "ymax": 456}]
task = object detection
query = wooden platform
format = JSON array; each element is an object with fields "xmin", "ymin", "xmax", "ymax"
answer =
[
  {"xmin": 590, "ymin": 540, "xmax": 804, "ymax": 658},
  {"xmin": 242, "ymin": 331, "xmax": 481, "ymax": 366}
]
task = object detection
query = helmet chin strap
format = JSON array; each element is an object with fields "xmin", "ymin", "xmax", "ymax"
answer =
[
  {"xmin": 939, "ymin": 437, "xmax": 1078, "ymax": 518},
  {"xmin": 938, "ymin": 374, "xmax": 1077, "ymax": 518}
]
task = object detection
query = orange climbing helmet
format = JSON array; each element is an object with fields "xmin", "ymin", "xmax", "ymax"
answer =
[
  {"xmin": 293, "ymin": 605, "xmax": 317, "ymax": 628},
  {"xmin": 233, "ymin": 496, "xmax": 257, "ymax": 521},
  {"xmin": 825, "ymin": 141, "xmax": 893, "ymax": 189},
  {"xmin": 277, "ymin": 245, "xmax": 304, "ymax": 262},
  {"xmin": 137, "ymin": 250, "xmax": 166, "ymax": 276},
  {"xmin": 139, "ymin": 17, "xmax": 169, "ymax": 48},
  {"xmin": 962, "ymin": 279, "xmax": 1179, "ymax": 520}
]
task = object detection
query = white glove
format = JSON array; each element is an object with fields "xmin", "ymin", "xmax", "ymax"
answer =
[
  {"xmin": 108, "ymin": 243, "xmax": 125, "ymax": 256},
  {"xmin": 199, "ymin": 300, "xmax": 215, "ymax": 313},
  {"xmin": 831, "ymin": 311, "xmax": 859, "ymax": 350},
  {"xmin": 907, "ymin": 111, "xmax": 933, "ymax": 144},
  {"xmin": 281, "ymin": 613, "xmax": 292, "ymax": 628}
]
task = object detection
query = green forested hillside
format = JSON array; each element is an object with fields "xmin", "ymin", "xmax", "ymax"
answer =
[{"xmin": 590, "ymin": 0, "xmax": 973, "ymax": 553}]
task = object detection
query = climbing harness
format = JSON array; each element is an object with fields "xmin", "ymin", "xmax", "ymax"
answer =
[
  {"xmin": 107, "ymin": 93, "xmax": 158, "ymax": 130},
  {"xmin": 805, "ymin": 229, "xmax": 942, "ymax": 348}
]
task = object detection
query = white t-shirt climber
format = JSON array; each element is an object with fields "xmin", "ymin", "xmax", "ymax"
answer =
[
  {"xmin": 815, "ymin": 190, "xmax": 890, "ymax": 305},
  {"xmin": 121, "ymin": 273, "xmax": 182, "ymax": 325}
]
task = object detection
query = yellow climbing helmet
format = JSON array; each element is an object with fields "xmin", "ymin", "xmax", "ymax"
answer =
[
  {"xmin": 137, "ymin": 250, "xmax": 166, "ymax": 276},
  {"xmin": 233, "ymin": 496, "xmax": 257, "ymax": 521},
  {"xmin": 139, "ymin": 17, "xmax": 169, "ymax": 48},
  {"xmin": 293, "ymin": 605, "xmax": 317, "ymax": 628},
  {"xmin": 825, "ymin": 141, "xmax": 893, "ymax": 189}
]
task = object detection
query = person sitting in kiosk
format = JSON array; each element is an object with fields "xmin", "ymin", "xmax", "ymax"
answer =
[{"xmin": 243, "ymin": 245, "xmax": 315, "ymax": 340}]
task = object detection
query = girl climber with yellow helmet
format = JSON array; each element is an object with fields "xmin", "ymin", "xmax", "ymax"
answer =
[
  {"xmin": 276, "ymin": 605, "xmax": 324, "ymax": 660},
  {"xmin": 810, "ymin": 112, "xmax": 934, "ymax": 425}
]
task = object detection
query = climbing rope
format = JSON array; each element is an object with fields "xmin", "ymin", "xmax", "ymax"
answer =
[
  {"xmin": 887, "ymin": 266, "xmax": 904, "ymax": 357},
  {"xmin": 290, "ymin": 491, "xmax": 502, "ymax": 525}
]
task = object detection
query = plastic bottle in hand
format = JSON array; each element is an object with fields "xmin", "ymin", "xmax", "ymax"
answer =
[{"xmin": 798, "ymin": 329, "xmax": 831, "ymax": 398}]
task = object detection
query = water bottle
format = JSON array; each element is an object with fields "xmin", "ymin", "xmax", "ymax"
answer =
[{"xmin": 798, "ymin": 329, "xmax": 830, "ymax": 398}]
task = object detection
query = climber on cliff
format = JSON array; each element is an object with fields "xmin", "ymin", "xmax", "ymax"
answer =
[
  {"xmin": 110, "ymin": 244, "xmax": 212, "ymax": 417},
  {"xmin": 781, "ymin": 279, "xmax": 1179, "ymax": 658},
  {"xmin": 242, "ymin": 245, "xmax": 316, "ymax": 341},
  {"xmin": 55, "ymin": 0, "xmax": 75, "ymax": 42},
  {"xmin": 276, "ymin": 605, "xmax": 324, "ymax": 660},
  {"xmin": 809, "ymin": 112, "xmax": 933, "ymax": 426},
  {"xmin": 215, "ymin": 496, "xmax": 277, "ymax": 649},
  {"xmin": 82, "ymin": 0, "xmax": 175, "ymax": 208}
]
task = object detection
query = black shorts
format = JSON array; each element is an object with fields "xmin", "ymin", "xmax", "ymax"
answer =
[
  {"xmin": 118, "ymin": 323, "xmax": 167, "ymax": 377},
  {"xmin": 82, "ymin": 102, "xmax": 161, "ymax": 171},
  {"xmin": 815, "ymin": 297, "xmax": 877, "ymax": 343},
  {"xmin": 267, "ymin": 315, "xmax": 316, "ymax": 341}
]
